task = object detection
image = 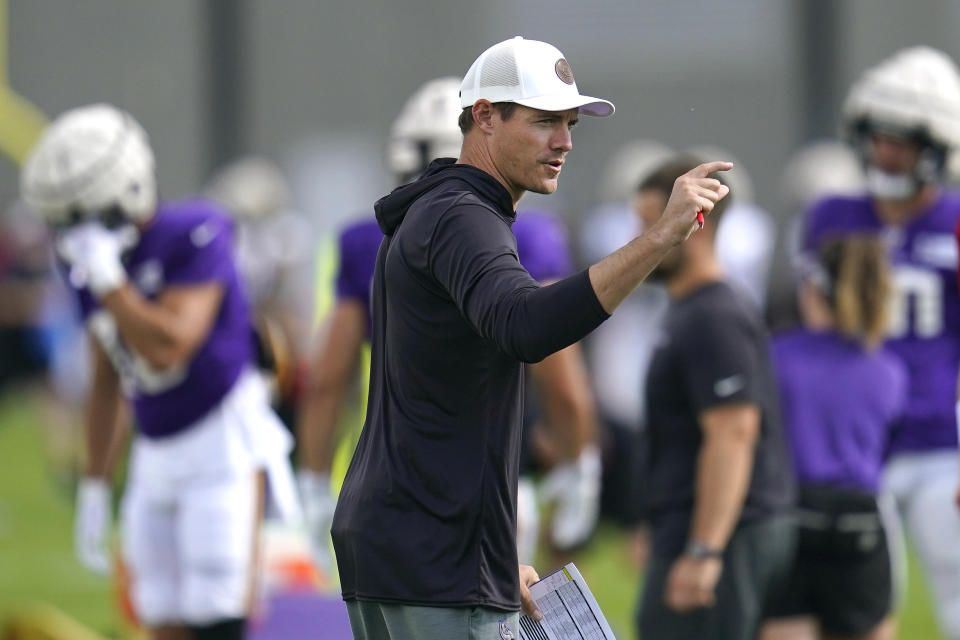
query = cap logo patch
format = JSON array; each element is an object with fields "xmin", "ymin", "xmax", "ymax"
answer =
[{"xmin": 555, "ymin": 58, "xmax": 574, "ymax": 85}]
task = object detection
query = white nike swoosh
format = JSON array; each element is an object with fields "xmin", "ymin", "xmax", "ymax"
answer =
[
  {"xmin": 714, "ymin": 374, "xmax": 745, "ymax": 398},
  {"xmin": 190, "ymin": 223, "xmax": 218, "ymax": 247}
]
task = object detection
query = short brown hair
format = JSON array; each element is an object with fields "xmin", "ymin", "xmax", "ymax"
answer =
[
  {"xmin": 638, "ymin": 156, "xmax": 731, "ymax": 226},
  {"xmin": 458, "ymin": 102, "xmax": 519, "ymax": 134}
]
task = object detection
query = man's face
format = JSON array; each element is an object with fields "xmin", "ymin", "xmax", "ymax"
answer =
[
  {"xmin": 490, "ymin": 105, "xmax": 578, "ymax": 196},
  {"xmin": 636, "ymin": 188, "xmax": 682, "ymax": 281},
  {"xmin": 868, "ymin": 132, "xmax": 921, "ymax": 175}
]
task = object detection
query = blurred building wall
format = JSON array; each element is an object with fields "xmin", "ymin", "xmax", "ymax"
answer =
[{"xmin": 3, "ymin": 0, "xmax": 960, "ymax": 227}]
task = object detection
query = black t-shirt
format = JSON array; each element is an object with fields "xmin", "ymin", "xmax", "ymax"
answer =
[
  {"xmin": 643, "ymin": 281, "xmax": 795, "ymax": 557},
  {"xmin": 331, "ymin": 160, "xmax": 609, "ymax": 610}
]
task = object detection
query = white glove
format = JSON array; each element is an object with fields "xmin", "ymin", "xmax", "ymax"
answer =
[
  {"xmin": 541, "ymin": 445, "xmax": 602, "ymax": 550},
  {"xmin": 297, "ymin": 470, "xmax": 337, "ymax": 574},
  {"xmin": 56, "ymin": 222, "xmax": 136, "ymax": 297},
  {"xmin": 74, "ymin": 477, "xmax": 112, "ymax": 575}
]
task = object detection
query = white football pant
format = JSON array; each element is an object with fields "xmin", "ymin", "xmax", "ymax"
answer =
[
  {"xmin": 879, "ymin": 449, "xmax": 960, "ymax": 640},
  {"xmin": 121, "ymin": 369, "xmax": 295, "ymax": 626}
]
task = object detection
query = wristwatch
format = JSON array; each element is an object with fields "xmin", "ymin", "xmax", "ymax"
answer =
[{"xmin": 684, "ymin": 540, "xmax": 724, "ymax": 560}]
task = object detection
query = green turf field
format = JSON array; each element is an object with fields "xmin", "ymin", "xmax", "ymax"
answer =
[
  {"xmin": 0, "ymin": 390, "xmax": 120, "ymax": 636},
  {"xmin": 0, "ymin": 389, "xmax": 945, "ymax": 639}
]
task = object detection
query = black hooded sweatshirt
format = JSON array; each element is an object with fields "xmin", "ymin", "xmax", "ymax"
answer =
[{"xmin": 331, "ymin": 159, "xmax": 609, "ymax": 610}]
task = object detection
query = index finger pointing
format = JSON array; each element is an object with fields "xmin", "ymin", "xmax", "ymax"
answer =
[{"xmin": 687, "ymin": 161, "xmax": 734, "ymax": 178}]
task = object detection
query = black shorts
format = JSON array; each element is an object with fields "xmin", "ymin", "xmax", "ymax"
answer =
[{"xmin": 768, "ymin": 485, "xmax": 891, "ymax": 636}]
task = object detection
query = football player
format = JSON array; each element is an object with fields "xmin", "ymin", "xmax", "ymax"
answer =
[
  {"xmin": 801, "ymin": 47, "xmax": 960, "ymax": 640},
  {"xmin": 684, "ymin": 144, "xmax": 776, "ymax": 311},
  {"xmin": 204, "ymin": 156, "xmax": 315, "ymax": 426},
  {"xmin": 21, "ymin": 104, "xmax": 299, "ymax": 640},
  {"xmin": 296, "ymin": 77, "xmax": 602, "ymax": 575}
]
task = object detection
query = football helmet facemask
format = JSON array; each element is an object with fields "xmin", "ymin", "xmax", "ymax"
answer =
[{"xmin": 842, "ymin": 46, "xmax": 960, "ymax": 198}]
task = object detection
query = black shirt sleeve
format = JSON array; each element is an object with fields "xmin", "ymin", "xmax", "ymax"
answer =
[
  {"xmin": 677, "ymin": 307, "xmax": 762, "ymax": 413},
  {"xmin": 428, "ymin": 202, "xmax": 609, "ymax": 363}
]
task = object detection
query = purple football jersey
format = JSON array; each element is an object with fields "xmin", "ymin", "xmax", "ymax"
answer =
[
  {"xmin": 514, "ymin": 209, "xmax": 574, "ymax": 283},
  {"xmin": 803, "ymin": 192, "xmax": 960, "ymax": 454},
  {"xmin": 334, "ymin": 219, "xmax": 383, "ymax": 336},
  {"xmin": 773, "ymin": 329, "xmax": 907, "ymax": 491},
  {"xmin": 333, "ymin": 211, "xmax": 572, "ymax": 335},
  {"xmin": 73, "ymin": 199, "xmax": 253, "ymax": 439}
]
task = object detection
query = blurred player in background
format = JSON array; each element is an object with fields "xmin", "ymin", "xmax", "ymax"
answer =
[
  {"xmin": 766, "ymin": 139, "xmax": 865, "ymax": 331},
  {"xmin": 513, "ymin": 207, "xmax": 601, "ymax": 564},
  {"xmin": 0, "ymin": 197, "xmax": 95, "ymax": 497},
  {"xmin": 578, "ymin": 139, "xmax": 672, "ymax": 527},
  {"xmin": 764, "ymin": 236, "xmax": 904, "ymax": 640},
  {"xmin": 296, "ymin": 75, "xmax": 602, "ymax": 578},
  {"xmin": 204, "ymin": 156, "xmax": 315, "ymax": 427},
  {"xmin": 580, "ymin": 140, "xmax": 774, "ymax": 531},
  {"xmin": 780, "ymin": 141, "xmax": 867, "ymax": 244},
  {"xmin": 295, "ymin": 77, "xmax": 464, "ymax": 577},
  {"xmin": 0, "ymin": 198, "xmax": 56, "ymax": 394},
  {"xmin": 21, "ymin": 104, "xmax": 299, "ymax": 640},
  {"xmin": 801, "ymin": 47, "xmax": 960, "ymax": 640},
  {"xmin": 580, "ymin": 139, "xmax": 675, "ymax": 267},
  {"xmin": 635, "ymin": 157, "xmax": 794, "ymax": 640},
  {"xmin": 685, "ymin": 144, "xmax": 776, "ymax": 312}
]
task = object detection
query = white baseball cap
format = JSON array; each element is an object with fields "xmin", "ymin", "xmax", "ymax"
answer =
[{"xmin": 460, "ymin": 36, "xmax": 615, "ymax": 117}]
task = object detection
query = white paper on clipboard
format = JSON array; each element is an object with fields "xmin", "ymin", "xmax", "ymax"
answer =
[{"xmin": 518, "ymin": 563, "xmax": 617, "ymax": 640}]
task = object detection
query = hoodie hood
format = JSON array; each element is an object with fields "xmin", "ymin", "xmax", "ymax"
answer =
[{"xmin": 374, "ymin": 158, "xmax": 515, "ymax": 235}]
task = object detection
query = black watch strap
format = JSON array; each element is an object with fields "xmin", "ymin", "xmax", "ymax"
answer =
[{"xmin": 684, "ymin": 540, "xmax": 724, "ymax": 559}]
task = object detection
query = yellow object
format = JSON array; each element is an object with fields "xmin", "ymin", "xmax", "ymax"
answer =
[
  {"xmin": 0, "ymin": 604, "xmax": 111, "ymax": 640},
  {"xmin": 331, "ymin": 342, "xmax": 371, "ymax": 495},
  {"xmin": 311, "ymin": 231, "xmax": 372, "ymax": 494},
  {"xmin": 312, "ymin": 234, "xmax": 338, "ymax": 329},
  {"xmin": 0, "ymin": 0, "xmax": 48, "ymax": 165}
]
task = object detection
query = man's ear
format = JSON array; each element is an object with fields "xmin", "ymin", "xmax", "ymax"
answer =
[{"xmin": 473, "ymin": 100, "xmax": 496, "ymax": 133}]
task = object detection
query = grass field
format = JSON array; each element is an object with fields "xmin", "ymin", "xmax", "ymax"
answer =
[{"xmin": 0, "ymin": 388, "xmax": 945, "ymax": 639}]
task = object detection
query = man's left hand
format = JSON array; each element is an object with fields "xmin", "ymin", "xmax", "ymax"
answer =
[
  {"xmin": 664, "ymin": 555, "xmax": 723, "ymax": 613},
  {"xmin": 519, "ymin": 564, "xmax": 543, "ymax": 621}
]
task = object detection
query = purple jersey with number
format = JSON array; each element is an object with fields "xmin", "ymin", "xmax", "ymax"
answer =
[
  {"xmin": 333, "ymin": 210, "xmax": 572, "ymax": 337},
  {"xmin": 803, "ymin": 192, "xmax": 960, "ymax": 454},
  {"xmin": 773, "ymin": 329, "xmax": 907, "ymax": 491},
  {"xmin": 72, "ymin": 199, "xmax": 253, "ymax": 439}
]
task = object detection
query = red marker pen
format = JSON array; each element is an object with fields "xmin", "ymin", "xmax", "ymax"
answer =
[{"xmin": 696, "ymin": 210, "xmax": 704, "ymax": 229}]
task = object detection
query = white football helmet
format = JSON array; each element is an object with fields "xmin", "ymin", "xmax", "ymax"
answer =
[
  {"xmin": 387, "ymin": 77, "xmax": 463, "ymax": 181},
  {"xmin": 205, "ymin": 156, "xmax": 289, "ymax": 221},
  {"xmin": 780, "ymin": 140, "xmax": 865, "ymax": 213},
  {"xmin": 597, "ymin": 139, "xmax": 675, "ymax": 204},
  {"xmin": 21, "ymin": 103, "xmax": 157, "ymax": 227},
  {"xmin": 842, "ymin": 46, "xmax": 960, "ymax": 191}
]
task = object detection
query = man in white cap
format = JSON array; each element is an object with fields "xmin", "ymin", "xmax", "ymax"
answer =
[{"xmin": 331, "ymin": 36, "xmax": 730, "ymax": 639}]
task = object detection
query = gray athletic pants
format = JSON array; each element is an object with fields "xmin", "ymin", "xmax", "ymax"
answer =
[
  {"xmin": 346, "ymin": 600, "xmax": 521, "ymax": 640},
  {"xmin": 637, "ymin": 514, "xmax": 795, "ymax": 640}
]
